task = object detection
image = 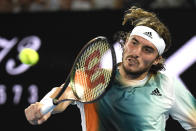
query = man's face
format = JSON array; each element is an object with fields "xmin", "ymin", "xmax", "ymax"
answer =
[{"xmin": 122, "ymin": 35, "xmax": 159, "ymax": 76}]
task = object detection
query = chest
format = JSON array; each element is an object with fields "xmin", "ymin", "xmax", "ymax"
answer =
[{"xmin": 96, "ymin": 84, "xmax": 173, "ymax": 123}]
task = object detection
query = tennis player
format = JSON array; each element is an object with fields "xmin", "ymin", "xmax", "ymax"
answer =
[{"xmin": 24, "ymin": 6, "xmax": 196, "ymax": 131}]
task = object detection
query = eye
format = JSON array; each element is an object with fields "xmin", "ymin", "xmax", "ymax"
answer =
[
  {"xmin": 132, "ymin": 40, "xmax": 138, "ymax": 45},
  {"xmin": 132, "ymin": 41, "xmax": 137, "ymax": 45},
  {"xmin": 143, "ymin": 46, "xmax": 154, "ymax": 53}
]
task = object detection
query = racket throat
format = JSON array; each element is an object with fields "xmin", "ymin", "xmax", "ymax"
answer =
[{"xmin": 53, "ymin": 98, "xmax": 60, "ymax": 105}]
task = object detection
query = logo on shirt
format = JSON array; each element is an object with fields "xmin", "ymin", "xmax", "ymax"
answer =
[
  {"xmin": 150, "ymin": 88, "xmax": 162, "ymax": 96},
  {"xmin": 143, "ymin": 32, "xmax": 152, "ymax": 39}
]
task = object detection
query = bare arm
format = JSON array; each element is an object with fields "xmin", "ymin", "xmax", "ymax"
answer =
[
  {"xmin": 188, "ymin": 129, "xmax": 196, "ymax": 131},
  {"xmin": 51, "ymin": 84, "xmax": 75, "ymax": 114},
  {"xmin": 24, "ymin": 84, "xmax": 74, "ymax": 125}
]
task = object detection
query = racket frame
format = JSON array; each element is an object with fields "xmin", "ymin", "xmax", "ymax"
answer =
[{"xmin": 53, "ymin": 36, "xmax": 116, "ymax": 105}]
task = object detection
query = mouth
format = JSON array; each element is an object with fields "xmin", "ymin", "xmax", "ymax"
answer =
[{"xmin": 126, "ymin": 57, "xmax": 139, "ymax": 65}]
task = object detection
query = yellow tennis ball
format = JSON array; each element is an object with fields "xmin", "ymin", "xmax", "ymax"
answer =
[{"xmin": 19, "ymin": 48, "xmax": 39, "ymax": 65}]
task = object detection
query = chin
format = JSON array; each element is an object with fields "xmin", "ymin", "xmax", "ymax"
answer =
[{"xmin": 125, "ymin": 66, "xmax": 148, "ymax": 76}]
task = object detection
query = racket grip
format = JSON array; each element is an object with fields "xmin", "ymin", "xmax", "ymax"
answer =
[{"xmin": 40, "ymin": 98, "xmax": 56, "ymax": 115}]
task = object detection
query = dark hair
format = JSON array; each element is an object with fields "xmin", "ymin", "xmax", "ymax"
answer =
[{"xmin": 117, "ymin": 6, "xmax": 172, "ymax": 74}]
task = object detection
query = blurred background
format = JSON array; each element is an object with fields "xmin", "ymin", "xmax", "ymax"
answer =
[
  {"xmin": 0, "ymin": 0, "xmax": 195, "ymax": 131},
  {"xmin": 0, "ymin": 0, "xmax": 195, "ymax": 12}
]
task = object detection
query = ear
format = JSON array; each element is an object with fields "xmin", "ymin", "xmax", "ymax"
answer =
[{"xmin": 153, "ymin": 56, "xmax": 162, "ymax": 65}]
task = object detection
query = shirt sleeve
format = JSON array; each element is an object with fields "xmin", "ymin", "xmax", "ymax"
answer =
[{"xmin": 169, "ymin": 77, "xmax": 196, "ymax": 130}]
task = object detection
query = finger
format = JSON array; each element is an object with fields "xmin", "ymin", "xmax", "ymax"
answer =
[
  {"xmin": 25, "ymin": 103, "xmax": 42, "ymax": 121},
  {"xmin": 37, "ymin": 118, "xmax": 45, "ymax": 125},
  {"xmin": 33, "ymin": 102, "xmax": 44, "ymax": 119},
  {"xmin": 29, "ymin": 120, "xmax": 38, "ymax": 125},
  {"xmin": 25, "ymin": 105, "xmax": 36, "ymax": 121},
  {"xmin": 37, "ymin": 112, "xmax": 51, "ymax": 125}
]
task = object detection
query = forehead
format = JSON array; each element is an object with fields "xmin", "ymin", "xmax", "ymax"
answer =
[{"xmin": 128, "ymin": 35, "xmax": 158, "ymax": 50}]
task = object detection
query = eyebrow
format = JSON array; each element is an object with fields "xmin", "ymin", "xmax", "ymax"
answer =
[
  {"xmin": 132, "ymin": 37, "xmax": 156, "ymax": 51},
  {"xmin": 132, "ymin": 37, "xmax": 139, "ymax": 43}
]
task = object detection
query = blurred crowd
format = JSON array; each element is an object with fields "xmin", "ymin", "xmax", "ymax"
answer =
[
  {"xmin": 0, "ymin": 0, "xmax": 195, "ymax": 13},
  {"xmin": 0, "ymin": 0, "xmax": 123, "ymax": 13}
]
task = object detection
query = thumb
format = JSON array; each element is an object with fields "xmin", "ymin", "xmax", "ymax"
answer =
[{"xmin": 37, "ymin": 112, "xmax": 51, "ymax": 125}]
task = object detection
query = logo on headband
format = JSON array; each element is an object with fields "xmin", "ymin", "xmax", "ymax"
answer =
[{"xmin": 143, "ymin": 32, "xmax": 152, "ymax": 39}]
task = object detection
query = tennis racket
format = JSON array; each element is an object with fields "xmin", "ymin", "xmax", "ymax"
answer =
[{"xmin": 41, "ymin": 36, "xmax": 116, "ymax": 115}]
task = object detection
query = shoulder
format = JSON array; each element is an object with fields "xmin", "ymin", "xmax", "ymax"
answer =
[
  {"xmin": 155, "ymin": 71, "xmax": 190, "ymax": 98},
  {"xmin": 157, "ymin": 70, "xmax": 182, "ymax": 84},
  {"xmin": 153, "ymin": 71, "xmax": 175, "ymax": 86},
  {"xmin": 151, "ymin": 71, "xmax": 177, "ymax": 98},
  {"xmin": 157, "ymin": 71, "xmax": 185, "ymax": 89}
]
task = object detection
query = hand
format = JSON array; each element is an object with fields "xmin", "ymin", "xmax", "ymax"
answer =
[{"xmin": 24, "ymin": 102, "xmax": 51, "ymax": 125}]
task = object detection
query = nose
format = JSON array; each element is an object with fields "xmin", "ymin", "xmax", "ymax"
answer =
[{"xmin": 131, "ymin": 47, "xmax": 141, "ymax": 58}]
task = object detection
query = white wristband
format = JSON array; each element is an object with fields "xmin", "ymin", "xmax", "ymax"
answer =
[
  {"xmin": 40, "ymin": 97, "xmax": 56, "ymax": 115},
  {"xmin": 40, "ymin": 87, "xmax": 57, "ymax": 103},
  {"xmin": 40, "ymin": 87, "xmax": 57, "ymax": 114}
]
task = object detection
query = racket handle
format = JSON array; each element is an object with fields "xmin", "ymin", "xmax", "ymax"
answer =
[{"xmin": 40, "ymin": 98, "xmax": 56, "ymax": 115}]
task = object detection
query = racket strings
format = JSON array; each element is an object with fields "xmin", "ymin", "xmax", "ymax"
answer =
[
  {"xmin": 73, "ymin": 39, "xmax": 113, "ymax": 102},
  {"xmin": 86, "ymin": 42, "xmax": 108, "ymax": 97}
]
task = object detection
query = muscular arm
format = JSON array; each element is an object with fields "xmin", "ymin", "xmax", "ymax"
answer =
[
  {"xmin": 188, "ymin": 129, "xmax": 196, "ymax": 131},
  {"xmin": 51, "ymin": 84, "xmax": 75, "ymax": 114},
  {"xmin": 24, "ymin": 84, "xmax": 75, "ymax": 125}
]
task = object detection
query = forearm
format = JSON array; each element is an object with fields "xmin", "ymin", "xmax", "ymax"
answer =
[
  {"xmin": 188, "ymin": 128, "xmax": 196, "ymax": 131},
  {"xmin": 41, "ymin": 84, "xmax": 74, "ymax": 114},
  {"xmin": 25, "ymin": 84, "xmax": 73, "ymax": 125},
  {"xmin": 52, "ymin": 100, "xmax": 73, "ymax": 114}
]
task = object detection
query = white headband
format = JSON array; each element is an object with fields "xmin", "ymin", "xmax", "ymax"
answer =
[{"xmin": 130, "ymin": 26, "xmax": 165, "ymax": 55}]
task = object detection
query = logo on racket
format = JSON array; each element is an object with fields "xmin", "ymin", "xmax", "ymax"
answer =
[{"xmin": 84, "ymin": 50, "xmax": 105, "ymax": 89}]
